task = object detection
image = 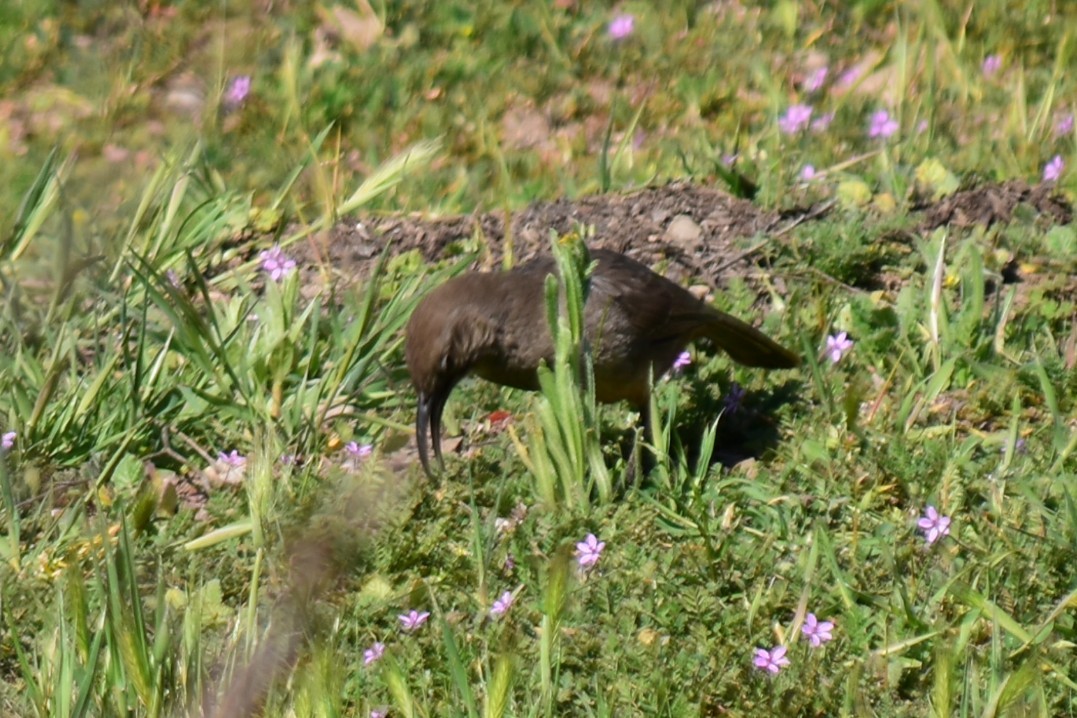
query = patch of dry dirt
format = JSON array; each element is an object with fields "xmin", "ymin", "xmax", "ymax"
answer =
[
  {"xmin": 292, "ymin": 178, "xmax": 1071, "ymax": 294},
  {"xmin": 918, "ymin": 179, "xmax": 1071, "ymax": 230},
  {"xmin": 296, "ymin": 181, "xmax": 799, "ymax": 290}
]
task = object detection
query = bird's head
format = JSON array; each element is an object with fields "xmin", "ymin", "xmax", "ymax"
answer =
[{"xmin": 405, "ymin": 276, "xmax": 498, "ymax": 478}]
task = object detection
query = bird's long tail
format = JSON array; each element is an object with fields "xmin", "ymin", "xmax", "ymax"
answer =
[{"xmin": 692, "ymin": 310, "xmax": 800, "ymax": 369}]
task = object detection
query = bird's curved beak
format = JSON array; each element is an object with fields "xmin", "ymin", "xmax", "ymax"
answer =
[{"xmin": 416, "ymin": 389, "xmax": 448, "ymax": 479}]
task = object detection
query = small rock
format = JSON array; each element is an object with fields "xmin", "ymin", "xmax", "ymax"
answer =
[{"xmin": 665, "ymin": 214, "xmax": 703, "ymax": 248}]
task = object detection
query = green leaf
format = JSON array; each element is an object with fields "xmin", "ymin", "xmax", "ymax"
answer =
[
  {"xmin": 837, "ymin": 179, "xmax": 873, "ymax": 208},
  {"xmin": 915, "ymin": 158, "xmax": 960, "ymax": 200}
]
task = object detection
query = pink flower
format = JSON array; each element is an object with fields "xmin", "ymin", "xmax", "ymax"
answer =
[
  {"xmin": 212, "ymin": 449, "xmax": 248, "ymax": 485},
  {"xmin": 982, "ymin": 55, "xmax": 1002, "ymax": 77},
  {"xmin": 800, "ymin": 164, "xmax": 817, "ymax": 181},
  {"xmin": 218, "ymin": 450, "xmax": 246, "ymax": 467},
  {"xmin": 608, "ymin": 14, "xmax": 634, "ymax": 40},
  {"xmin": 575, "ymin": 533, "xmax": 605, "ymax": 569},
  {"xmin": 810, "ymin": 111, "xmax": 834, "ymax": 133},
  {"xmin": 779, "ymin": 104, "xmax": 814, "ymax": 134},
  {"xmin": 1043, "ymin": 155, "xmax": 1064, "ymax": 182},
  {"xmin": 837, "ymin": 66, "xmax": 862, "ymax": 89},
  {"xmin": 804, "ymin": 66, "xmax": 828, "ymax": 93},
  {"xmin": 370, "ymin": 710, "xmax": 388, "ymax": 718},
  {"xmin": 398, "ymin": 610, "xmax": 430, "ymax": 632},
  {"xmin": 363, "ymin": 641, "xmax": 385, "ymax": 666},
  {"xmin": 918, "ymin": 505, "xmax": 951, "ymax": 544},
  {"xmin": 490, "ymin": 591, "xmax": 515, "ymax": 618},
  {"xmin": 671, "ymin": 351, "xmax": 691, "ymax": 372},
  {"xmin": 345, "ymin": 441, "xmax": 373, "ymax": 459},
  {"xmin": 868, "ymin": 110, "xmax": 899, "ymax": 139},
  {"xmin": 916, "ymin": 119, "xmax": 930, "ymax": 134},
  {"xmin": 1055, "ymin": 113, "xmax": 1074, "ymax": 137},
  {"xmin": 801, "ymin": 613, "xmax": 834, "ymax": 647},
  {"xmin": 753, "ymin": 645, "xmax": 790, "ymax": 673},
  {"xmin": 225, "ymin": 75, "xmax": 252, "ymax": 106},
  {"xmin": 1, "ymin": 431, "xmax": 15, "ymax": 450},
  {"xmin": 825, "ymin": 332, "xmax": 853, "ymax": 363},
  {"xmin": 259, "ymin": 246, "xmax": 296, "ymax": 281}
]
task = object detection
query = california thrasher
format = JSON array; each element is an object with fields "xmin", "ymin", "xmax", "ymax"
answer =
[{"xmin": 406, "ymin": 248, "xmax": 798, "ymax": 477}]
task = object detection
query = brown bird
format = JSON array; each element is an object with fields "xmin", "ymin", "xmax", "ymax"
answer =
[{"xmin": 405, "ymin": 248, "xmax": 799, "ymax": 476}]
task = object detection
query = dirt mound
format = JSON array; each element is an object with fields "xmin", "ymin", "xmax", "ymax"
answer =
[
  {"xmin": 294, "ymin": 178, "xmax": 1070, "ymax": 289},
  {"xmin": 918, "ymin": 179, "xmax": 1071, "ymax": 230},
  {"xmin": 300, "ymin": 181, "xmax": 802, "ymax": 289}
]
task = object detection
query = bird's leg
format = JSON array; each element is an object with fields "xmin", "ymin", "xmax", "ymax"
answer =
[{"xmin": 618, "ymin": 401, "xmax": 653, "ymax": 490}]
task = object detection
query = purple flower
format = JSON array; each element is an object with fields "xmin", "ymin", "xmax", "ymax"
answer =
[
  {"xmin": 212, "ymin": 449, "xmax": 248, "ymax": 485},
  {"xmin": 363, "ymin": 641, "xmax": 385, "ymax": 666},
  {"xmin": 398, "ymin": 609, "xmax": 430, "ymax": 632},
  {"xmin": 836, "ymin": 66, "xmax": 862, "ymax": 89},
  {"xmin": 868, "ymin": 110, "xmax": 899, "ymax": 139},
  {"xmin": 370, "ymin": 710, "xmax": 387, "ymax": 718},
  {"xmin": 345, "ymin": 441, "xmax": 373, "ymax": 459},
  {"xmin": 800, "ymin": 165, "xmax": 817, "ymax": 181},
  {"xmin": 259, "ymin": 246, "xmax": 296, "ymax": 282},
  {"xmin": 723, "ymin": 382, "xmax": 747, "ymax": 414},
  {"xmin": 810, "ymin": 111, "xmax": 834, "ymax": 133},
  {"xmin": 801, "ymin": 613, "xmax": 834, "ymax": 647},
  {"xmin": 779, "ymin": 104, "xmax": 814, "ymax": 135},
  {"xmin": 982, "ymin": 55, "xmax": 1002, "ymax": 77},
  {"xmin": 1043, "ymin": 155, "xmax": 1064, "ymax": 182},
  {"xmin": 279, "ymin": 453, "xmax": 300, "ymax": 465},
  {"xmin": 804, "ymin": 66, "xmax": 828, "ymax": 93},
  {"xmin": 504, "ymin": 553, "xmax": 516, "ymax": 572},
  {"xmin": 1055, "ymin": 113, "xmax": 1074, "ymax": 137},
  {"xmin": 671, "ymin": 351, "xmax": 691, "ymax": 372},
  {"xmin": 608, "ymin": 14, "xmax": 634, "ymax": 40},
  {"xmin": 917, "ymin": 505, "xmax": 952, "ymax": 545},
  {"xmin": 575, "ymin": 533, "xmax": 605, "ymax": 569},
  {"xmin": 490, "ymin": 591, "xmax": 515, "ymax": 618},
  {"xmin": 218, "ymin": 450, "xmax": 246, "ymax": 467},
  {"xmin": 825, "ymin": 332, "xmax": 853, "ymax": 364},
  {"xmin": 752, "ymin": 645, "xmax": 790, "ymax": 674},
  {"xmin": 225, "ymin": 75, "xmax": 252, "ymax": 106},
  {"xmin": 1, "ymin": 431, "xmax": 15, "ymax": 450}
]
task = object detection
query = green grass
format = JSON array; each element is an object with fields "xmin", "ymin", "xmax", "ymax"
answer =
[{"xmin": 1, "ymin": 1, "xmax": 1076, "ymax": 716}]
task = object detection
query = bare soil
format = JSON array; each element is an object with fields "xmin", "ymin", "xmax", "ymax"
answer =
[
  {"xmin": 294, "ymin": 178, "xmax": 1072, "ymax": 291},
  {"xmin": 918, "ymin": 179, "xmax": 1071, "ymax": 231}
]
